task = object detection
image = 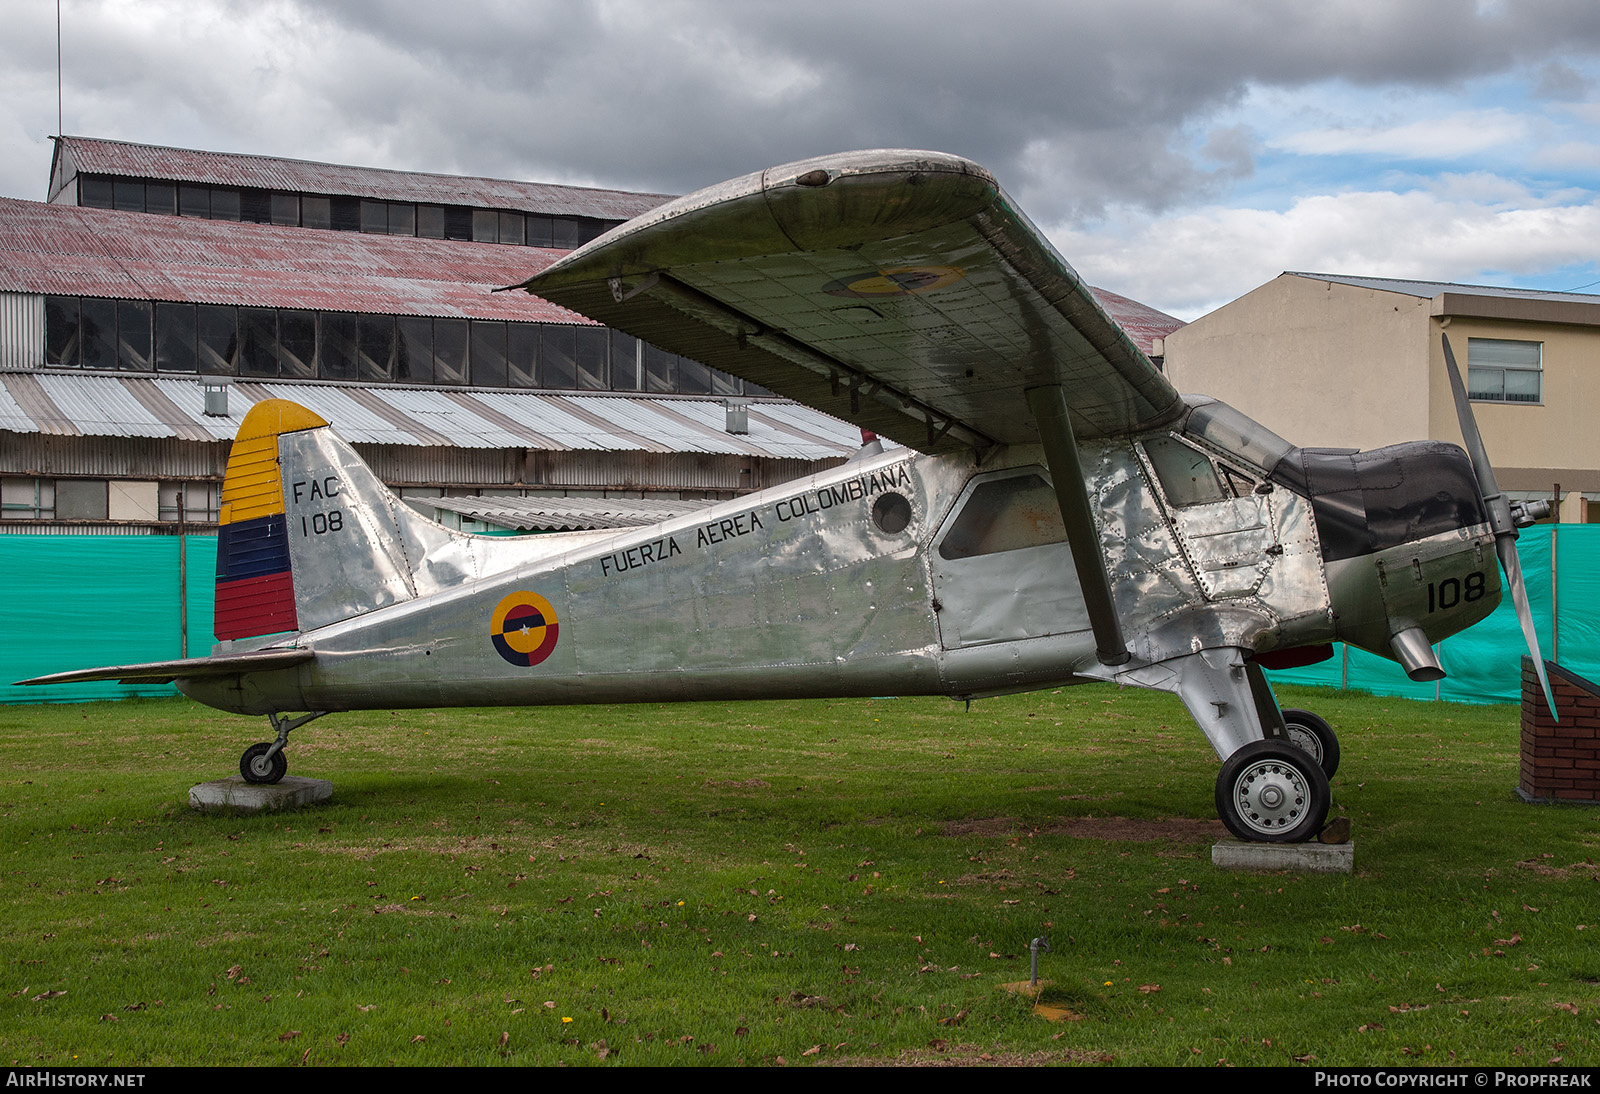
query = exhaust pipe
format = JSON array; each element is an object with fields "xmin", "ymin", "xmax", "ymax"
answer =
[{"xmin": 1391, "ymin": 626, "xmax": 1445, "ymax": 682}]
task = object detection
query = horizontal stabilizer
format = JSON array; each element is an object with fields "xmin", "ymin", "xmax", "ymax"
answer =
[{"xmin": 15, "ymin": 649, "xmax": 314, "ymax": 688}]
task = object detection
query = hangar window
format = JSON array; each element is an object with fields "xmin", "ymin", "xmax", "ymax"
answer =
[
  {"xmin": 40, "ymin": 295, "xmax": 755, "ymax": 396},
  {"xmin": 45, "ymin": 297, "xmax": 79, "ymax": 366},
  {"xmin": 158, "ymin": 482, "xmax": 222, "ymax": 523},
  {"xmin": 397, "ymin": 318, "xmax": 434, "ymax": 384},
  {"xmin": 1467, "ymin": 338, "xmax": 1541, "ymax": 403},
  {"xmin": 56, "ymin": 479, "xmax": 109, "ymax": 520},
  {"xmin": 270, "ymin": 193, "xmax": 300, "ymax": 226},
  {"xmin": 146, "ymin": 182, "xmax": 176, "ymax": 215},
  {"xmin": 1, "ymin": 478, "xmax": 54, "ymax": 520}
]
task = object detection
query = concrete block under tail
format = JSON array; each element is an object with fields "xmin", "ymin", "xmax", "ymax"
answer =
[
  {"xmin": 189, "ymin": 775, "xmax": 333, "ymax": 814},
  {"xmin": 1211, "ymin": 838, "xmax": 1354, "ymax": 874}
]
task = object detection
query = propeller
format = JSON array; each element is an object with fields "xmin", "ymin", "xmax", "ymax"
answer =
[{"xmin": 1441, "ymin": 334, "xmax": 1558, "ymax": 719}]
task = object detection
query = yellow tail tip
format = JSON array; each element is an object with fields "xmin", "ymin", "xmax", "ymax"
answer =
[{"xmin": 233, "ymin": 399, "xmax": 329, "ymax": 443}]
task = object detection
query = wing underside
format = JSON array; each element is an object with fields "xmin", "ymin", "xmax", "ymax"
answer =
[{"xmin": 520, "ymin": 150, "xmax": 1183, "ymax": 456}]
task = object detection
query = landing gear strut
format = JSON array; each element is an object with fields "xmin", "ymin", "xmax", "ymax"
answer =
[
  {"xmin": 1215, "ymin": 740, "xmax": 1330, "ymax": 843},
  {"xmin": 237, "ymin": 710, "xmax": 327, "ymax": 785}
]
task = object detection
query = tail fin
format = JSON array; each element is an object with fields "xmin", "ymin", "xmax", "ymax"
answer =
[
  {"xmin": 215, "ymin": 398, "xmax": 607, "ymax": 649},
  {"xmin": 216, "ymin": 398, "xmax": 460, "ymax": 645},
  {"xmin": 215, "ymin": 400, "xmax": 328, "ymax": 641}
]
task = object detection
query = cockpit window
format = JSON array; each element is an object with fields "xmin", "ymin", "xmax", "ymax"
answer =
[
  {"xmin": 1144, "ymin": 435, "xmax": 1228, "ymax": 507},
  {"xmin": 1183, "ymin": 400, "xmax": 1294, "ymax": 475},
  {"xmin": 938, "ymin": 473, "xmax": 1067, "ymax": 560}
]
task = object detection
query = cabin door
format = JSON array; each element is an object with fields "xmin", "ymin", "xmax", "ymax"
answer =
[{"xmin": 928, "ymin": 468, "xmax": 1091, "ymax": 650}]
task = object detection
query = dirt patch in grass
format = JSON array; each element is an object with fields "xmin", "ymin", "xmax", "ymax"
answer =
[
  {"xmin": 1515, "ymin": 858, "xmax": 1600, "ymax": 879},
  {"xmin": 943, "ymin": 816, "xmax": 1224, "ymax": 842}
]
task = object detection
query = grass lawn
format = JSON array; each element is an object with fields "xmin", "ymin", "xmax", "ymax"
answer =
[{"xmin": 1, "ymin": 683, "xmax": 1596, "ymax": 1067}]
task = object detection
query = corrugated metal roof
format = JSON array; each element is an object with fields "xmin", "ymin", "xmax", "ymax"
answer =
[
  {"xmin": 464, "ymin": 390, "xmax": 646, "ymax": 451},
  {"xmin": 1288, "ymin": 272, "xmax": 1600, "ymax": 306},
  {"xmin": 58, "ymin": 136, "xmax": 674, "ymax": 221},
  {"xmin": 422, "ymin": 494, "xmax": 709, "ymax": 531},
  {"xmin": 1087, "ymin": 287, "xmax": 1186, "ymax": 355},
  {"xmin": 561, "ymin": 394, "xmax": 757, "ymax": 456},
  {"xmin": 0, "ymin": 196, "xmax": 584, "ymax": 321},
  {"xmin": 0, "ymin": 371, "xmax": 861, "ymax": 461},
  {"xmin": 33, "ymin": 372, "xmax": 171, "ymax": 437}
]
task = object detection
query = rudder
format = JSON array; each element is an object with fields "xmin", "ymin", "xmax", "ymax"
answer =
[{"xmin": 215, "ymin": 400, "xmax": 329, "ymax": 641}]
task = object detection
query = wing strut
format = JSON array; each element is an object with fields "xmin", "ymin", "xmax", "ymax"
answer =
[{"xmin": 1025, "ymin": 384, "xmax": 1130, "ymax": 666}]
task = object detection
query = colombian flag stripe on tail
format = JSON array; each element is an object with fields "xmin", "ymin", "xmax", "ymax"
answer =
[{"xmin": 214, "ymin": 400, "xmax": 328, "ymax": 641}]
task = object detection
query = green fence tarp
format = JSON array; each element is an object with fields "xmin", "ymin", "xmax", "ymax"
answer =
[
  {"xmin": 5, "ymin": 525, "xmax": 1596, "ymax": 706},
  {"xmin": 3, "ymin": 535, "xmax": 217, "ymax": 703}
]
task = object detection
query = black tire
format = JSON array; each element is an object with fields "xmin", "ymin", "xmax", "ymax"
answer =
[
  {"xmin": 1282, "ymin": 708, "xmax": 1340, "ymax": 778},
  {"xmin": 240, "ymin": 742, "xmax": 287, "ymax": 784},
  {"xmin": 1215, "ymin": 740, "xmax": 1330, "ymax": 843}
]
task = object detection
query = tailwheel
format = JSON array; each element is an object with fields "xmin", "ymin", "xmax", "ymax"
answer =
[
  {"xmin": 1216, "ymin": 740, "xmax": 1329, "ymax": 843},
  {"xmin": 240, "ymin": 742, "xmax": 288, "ymax": 785},
  {"xmin": 1282, "ymin": 708, "xmax": 1340, "ymax": 778}
]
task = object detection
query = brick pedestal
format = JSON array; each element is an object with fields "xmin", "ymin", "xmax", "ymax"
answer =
[{"xmin": 1519, "ymin": 656, "xmax": 1600, "ymax": 804}]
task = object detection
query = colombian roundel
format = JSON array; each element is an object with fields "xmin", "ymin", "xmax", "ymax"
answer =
[
  {"xmin": 490, "ymin": 591, "xmax": 560, "ymax": 667},
  {"xmin": 822, "ymin": 265, "xmax": 965, "ymax": 298}
]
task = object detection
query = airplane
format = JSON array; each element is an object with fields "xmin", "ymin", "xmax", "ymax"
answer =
[{"xmin": 18, "ymin": 149, "xmax": 1556, "ymax": 844}]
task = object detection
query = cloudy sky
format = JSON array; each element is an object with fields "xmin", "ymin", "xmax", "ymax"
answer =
[{"xmin": 3, "ymin": 0, "xmax": 1599, "ymax": 319}]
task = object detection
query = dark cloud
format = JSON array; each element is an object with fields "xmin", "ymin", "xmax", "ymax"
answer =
[{"xmin": 5, "ymin": 0, "xmax": 1600, "ymax": 222}]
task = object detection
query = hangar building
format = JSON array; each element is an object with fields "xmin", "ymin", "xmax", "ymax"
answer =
[{"xmin": 2, "ymin": 136, "xmax": 1181, "ymax": 536}]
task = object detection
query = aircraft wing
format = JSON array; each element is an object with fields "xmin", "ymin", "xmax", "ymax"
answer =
[
  {"xmin": 16, "ymin": 649, "xmax": 313, "ymax": 687},
  {"xmin": 519, "ymin": 150, "xmax": 1183, "ymax": 456}
]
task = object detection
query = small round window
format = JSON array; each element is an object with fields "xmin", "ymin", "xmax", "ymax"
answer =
[{"xmin": 871, "ymin": 491, "xmax": 912, "ymax": 534}]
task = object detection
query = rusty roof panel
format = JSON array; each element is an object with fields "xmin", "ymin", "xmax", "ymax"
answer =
[
  {"xmin": 0, "ymin": 197, "xmax": 585, "ymax": 321},
  {"xmin": 1087, "ymin": 287, "xmax": 1186, "ymax": 356},
  {"xmin": 59, "ymin": 137, "xmax": 674, "ymax": 221}
]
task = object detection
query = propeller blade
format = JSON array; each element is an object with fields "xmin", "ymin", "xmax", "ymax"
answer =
[
  {"xmin": 1497, "ymin": 536, "xmax": 1559, "ymax": 720},
  {"xmin": 1441, "ymin": 333, "xmax": 1503, "ymax": 502},
  {"xmin": 1443, "ymin": 333, "xmax": 1559, "ymax": 719}
]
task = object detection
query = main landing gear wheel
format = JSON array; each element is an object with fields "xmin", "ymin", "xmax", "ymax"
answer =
[
  {"xmin": 240, "ymin": 742, "xmax": 287, "ymax": 785},
  {"xmin": 1282, "ymin": 708, "xmax": 1340, "ymax": 778},
  {"xmin": 1215, "ymin": 740, "xmax": 1330, "ymax": 843}
]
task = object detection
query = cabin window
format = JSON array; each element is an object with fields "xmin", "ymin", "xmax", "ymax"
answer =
[
  {"xmin": 1144, "ymin": 435, "xmax": 1228, "ymax": 507},
  {"xmin": 1467, "ymin": 338, "xmax": 1541, "ymax": 403},
  {"xmin": 938, "ymin": 473, "xmax": 1066, "ymax": 560}
]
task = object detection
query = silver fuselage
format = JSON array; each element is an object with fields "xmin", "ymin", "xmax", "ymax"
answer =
[{"xmin": 179, "ymin": 403, "xmax": 1500, "ymax": 718}]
